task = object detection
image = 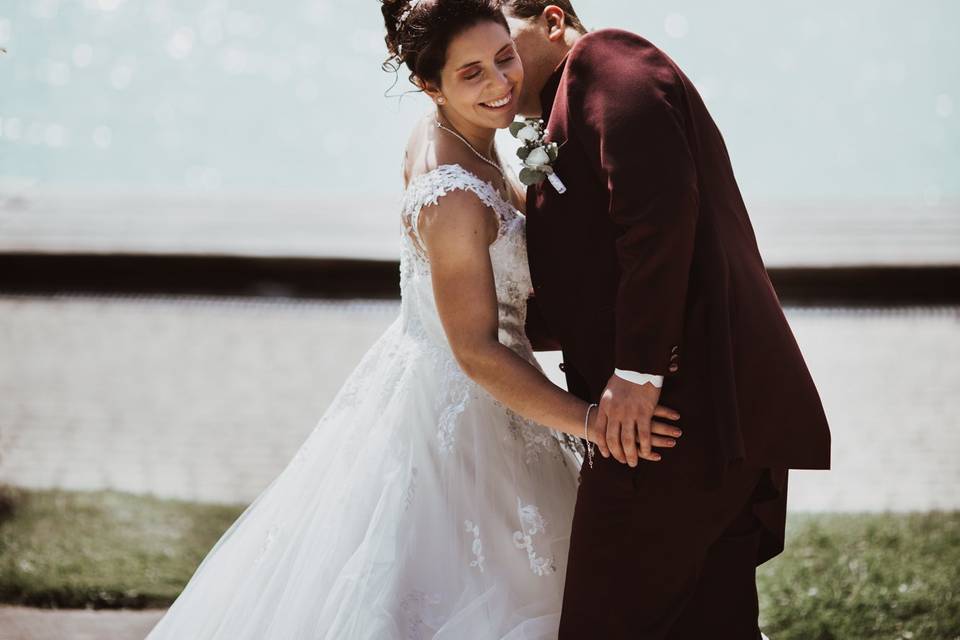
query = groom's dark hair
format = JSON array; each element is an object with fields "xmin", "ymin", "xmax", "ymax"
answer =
[{"xmin": 501, "ymin": 0, "xmax": 587, "ymax": 34}]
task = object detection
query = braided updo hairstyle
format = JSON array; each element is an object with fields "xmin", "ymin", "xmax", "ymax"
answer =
[{"xmin": 382, "ymin": 0, "xmax": 509, "ymax": 88}]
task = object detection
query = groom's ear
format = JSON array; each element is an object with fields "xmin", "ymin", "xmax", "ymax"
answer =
[{"xmin": 542, "ymin": 6, "xmax": 568, "ymax": 42}]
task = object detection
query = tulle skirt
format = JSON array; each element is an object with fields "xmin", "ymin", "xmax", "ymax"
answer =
[{"xmin": 146, "ymin": 317, "xmax": 580, "ymax": 639}]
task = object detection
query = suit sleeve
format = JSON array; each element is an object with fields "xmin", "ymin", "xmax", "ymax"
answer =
[{"xmin": 566, "ymin": 34, "xmax": 699, "ymax": 376}]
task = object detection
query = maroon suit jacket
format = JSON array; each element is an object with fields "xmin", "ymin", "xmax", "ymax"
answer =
[{"xmin": 525, "ymin": 29, "xmax": 830, "ymax": 478}]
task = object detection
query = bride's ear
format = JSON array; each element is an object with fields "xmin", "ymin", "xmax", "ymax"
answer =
[{"xmin": 417, "ymin": 77, "xmax": 446, "ymax": 105}]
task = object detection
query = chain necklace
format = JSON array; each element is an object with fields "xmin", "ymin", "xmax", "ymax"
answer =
[{"xmin": 434, "ymin": 116, "xmax": 509, "ymax": 196}]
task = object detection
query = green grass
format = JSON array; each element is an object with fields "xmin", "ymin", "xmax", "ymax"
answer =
[
  {"xmin": 0, "ymin": 489, "xmax": 957, "ymax": 639},
  {"xmin": 758, "ymin": 512, "xmax": 960, "ymax": 640},
  {"xmin": 0, "ymin": 487, "xmax": 243, "ymax": 609}
]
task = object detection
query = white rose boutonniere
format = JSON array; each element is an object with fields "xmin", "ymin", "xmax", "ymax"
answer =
[
  {"xmin": 509, "ymin": 119, "xmax": 567, "ymax": 194},
  {"xmin": 525, "ymin": 146, "xmax": 552, "ymax": 169},
  {"xmin": 516, "ymin": 124, "xmax": 540, "ymax": 144}
]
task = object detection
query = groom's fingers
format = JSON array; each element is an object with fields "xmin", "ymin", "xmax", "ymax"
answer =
[
  {"xmin": 621, "ymin": 421, "xmax": 639, "ymax": 467},
  {"xmin": 637, "ymin": 420, "xmax": 654, "ymax": 460},
  {"xmin": 606, "ymin": 420, "xmax": 627, "ymax": 464}
]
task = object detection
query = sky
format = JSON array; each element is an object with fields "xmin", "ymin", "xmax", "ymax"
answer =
[{"xmin": 0, "ymin": 0, "xmax": 957, "ymax": 203}]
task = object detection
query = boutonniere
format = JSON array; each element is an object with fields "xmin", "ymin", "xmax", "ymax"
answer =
[{"xmin": 509, "ymin": 119, "xmax": 567, "ymax": 194}]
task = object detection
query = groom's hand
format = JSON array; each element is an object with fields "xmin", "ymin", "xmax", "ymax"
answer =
[{"xmin": 598, "ymin": 374, "xmax": 679, "ymax": 467}]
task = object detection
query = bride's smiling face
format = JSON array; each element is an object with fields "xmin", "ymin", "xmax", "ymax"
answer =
[{"xmin": 428, "ymin": 21, "xmax": 524, "ymax": 130}]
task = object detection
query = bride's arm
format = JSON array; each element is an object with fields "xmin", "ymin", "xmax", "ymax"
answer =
[{"xmin": 418, "ymin": 191, "xmax": 680, "ymax": 453}]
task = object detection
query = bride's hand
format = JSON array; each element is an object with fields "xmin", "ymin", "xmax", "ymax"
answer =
[{"xmin": 586, "ymin": 404, "xmax": 681, "ymax": 462}]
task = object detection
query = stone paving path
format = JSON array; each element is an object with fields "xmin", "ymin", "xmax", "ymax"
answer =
[
  {"xmin": 1, "ymin": 295, "xmax": 958, "ymax": 513},
  {"xmin": 0, "ymin": 606, "xmax": 163, "ymax": 640}
]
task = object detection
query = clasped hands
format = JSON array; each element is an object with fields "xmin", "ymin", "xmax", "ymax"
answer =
[{"xmin": 585, "ymin": 373, "xmax": 682, "ymax": 467}]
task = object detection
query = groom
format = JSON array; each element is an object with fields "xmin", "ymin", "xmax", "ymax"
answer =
[{"xmin": 505, "ymin": 2, "xmax": 831, "ymax": 638}]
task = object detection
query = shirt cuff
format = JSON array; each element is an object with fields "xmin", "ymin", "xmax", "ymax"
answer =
[{"xmin": 614, "ymin": 369, "xmax": 665, "ymax": 388}]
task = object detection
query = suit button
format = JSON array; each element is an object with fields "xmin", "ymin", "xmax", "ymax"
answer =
[
  {"xmin": 669, "ymin": 364, "xmax": 680, "ymax": 373},
  {"xmin": 559, "ymin": 362, "xmax": 567, "ymax": 372}
]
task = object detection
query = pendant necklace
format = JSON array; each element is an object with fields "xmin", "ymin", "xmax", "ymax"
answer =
[{"xmin": 434, "ymin": 115, "xmax": 510, "ymax": 199}]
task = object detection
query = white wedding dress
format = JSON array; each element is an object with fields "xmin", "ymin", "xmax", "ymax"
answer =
[{"xmin": 146, "ymin": 164, "xmax": 582, "ymax": 640}]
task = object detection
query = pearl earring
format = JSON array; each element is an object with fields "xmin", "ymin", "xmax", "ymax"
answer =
[{"xmin": 437, "ymin": 97, "xmax": 446, "ymax": 105}]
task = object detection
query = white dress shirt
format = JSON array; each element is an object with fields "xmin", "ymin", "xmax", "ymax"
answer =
[{"xmin": 614, "ymin": 369, "xmax": 664, "ymax": 388}]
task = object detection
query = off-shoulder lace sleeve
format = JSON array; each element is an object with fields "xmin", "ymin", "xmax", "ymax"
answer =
[{"xmin": 401, "ymin": 164, "xmax": 511, "ymax": 258}]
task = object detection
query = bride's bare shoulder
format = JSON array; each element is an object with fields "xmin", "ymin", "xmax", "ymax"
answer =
[
  {"xmin": 402, "ymin": 115, "xmax": 429, "ymax": 185},
  {"xmin": 403, "ymin": 113, "xmax": 484, "ymax": 185},
  {"xmin": 400, "ymin": 120, "xmax": 495, "ymax": 245}
]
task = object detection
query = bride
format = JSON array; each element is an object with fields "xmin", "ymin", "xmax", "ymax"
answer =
[{"xmin": 146, "ymin": 1, "xmax": 681, "ymax": 638}]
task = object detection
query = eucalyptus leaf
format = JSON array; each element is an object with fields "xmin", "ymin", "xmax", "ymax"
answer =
[
  {"xmin": 509, "ymin": 121, "xmax": 527, "ymax": 137},
  {"xmin": 546, "ymin": 145, "xmax": 559, "ymax": 162},
  {"xmin": 519, "ymin": 168, "xmax": 546, "ymax": 186},
  {"xmin": 517, "ymin": 147, "xmax": 531, "ymax": 160}
]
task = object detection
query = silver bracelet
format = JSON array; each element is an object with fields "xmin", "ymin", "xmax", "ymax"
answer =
[{"xmin": 584, "ymin": 403, "xmax": 598, "ymax": 469}]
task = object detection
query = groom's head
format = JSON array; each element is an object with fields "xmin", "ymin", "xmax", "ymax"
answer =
[{"xmin": 500, "ymin": 1, "xmax": 587, "ymax": 116}]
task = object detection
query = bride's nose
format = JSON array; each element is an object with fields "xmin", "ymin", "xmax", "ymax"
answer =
[{"xmin": 490, "ymin": 70, "xmax": 511, "ymax": 91}]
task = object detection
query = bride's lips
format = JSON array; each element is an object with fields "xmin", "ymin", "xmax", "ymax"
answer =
[{"xmin": 480, "ymin": 88, "xmax": 514, "ymax": 111}]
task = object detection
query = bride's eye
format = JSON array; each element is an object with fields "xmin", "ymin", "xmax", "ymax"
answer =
[{"xmin": 465, "ymin": 70, "xmax": 482, "ymax": 80}]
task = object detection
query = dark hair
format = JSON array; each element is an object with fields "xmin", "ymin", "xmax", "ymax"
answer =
[
  {"xmin": 501, "ymin": 0, "xmax": 587, "ymax": 33},
  {"xmin": 382, "ymin": 0, "xmax": 509, "ymax": 88}
]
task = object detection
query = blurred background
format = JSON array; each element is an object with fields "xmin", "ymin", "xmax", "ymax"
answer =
[{"xmin": 0, "ymin": 1, "xmax": 958, "ymax": 639}]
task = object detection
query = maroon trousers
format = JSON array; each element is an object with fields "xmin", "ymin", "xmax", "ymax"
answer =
[{"xmin": 558, "ymin": 457, "xmax": 787, "ymax": 639}]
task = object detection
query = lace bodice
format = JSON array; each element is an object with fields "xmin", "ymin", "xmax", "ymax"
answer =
[
  {"xmin": 395, "ymin": 163, "xmax": 578, "ymax": 467},
  {"xmin": 399, "ymin": 164, "xmax": 533, "ymax": 354}
]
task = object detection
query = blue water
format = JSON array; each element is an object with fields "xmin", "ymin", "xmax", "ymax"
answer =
[{"xmin": 1, "ymin": 0, "xmax": 958, "ymax": 201}]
